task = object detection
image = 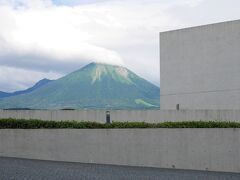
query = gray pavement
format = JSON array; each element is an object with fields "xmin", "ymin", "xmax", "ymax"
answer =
[{"xmin": 0, "ymin": 157, "xmax": 240, "ymax": 180}]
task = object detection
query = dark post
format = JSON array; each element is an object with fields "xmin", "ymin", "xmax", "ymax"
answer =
[
  {"xmin": 176, "ymin": 104, "xmax": 180, "ymax": 110},
  {"xmin": 106, "ymin": 111, "xmax": 111, "ymax": 124}
]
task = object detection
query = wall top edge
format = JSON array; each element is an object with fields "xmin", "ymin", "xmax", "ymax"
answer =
[{"xmin": 159, "ymin": 19, "xmax": 240, "ymax": 35}]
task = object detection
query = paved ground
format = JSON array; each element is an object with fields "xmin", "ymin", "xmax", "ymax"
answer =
[{"xmin": 0, "ymin": 157, "xmax": 240, "ymax": 180}]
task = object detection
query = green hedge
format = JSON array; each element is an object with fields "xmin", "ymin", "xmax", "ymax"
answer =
[{"xmin": 0, "ymin": 119, "xmax": 240, "ymax": 129}]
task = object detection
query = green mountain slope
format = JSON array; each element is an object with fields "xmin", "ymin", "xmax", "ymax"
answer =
[{"xmin": 0, "ymin": 63, "xmax": 160, "ymax": 109}]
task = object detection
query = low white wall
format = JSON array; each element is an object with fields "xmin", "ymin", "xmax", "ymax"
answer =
[
  {"xmin": 111, "ymin": 110, "xmax": 240, "ymax": 122},
  {"xmin": 0, "ymin": 110, "xmax": 106, "ymax": 123},
  {"xmin": 1, "ymin": 110, "xmax": 240, "ymax": 123},
  {"xmin": 0, "ymin": 129, "xmax": 239, "ymax": 173}
]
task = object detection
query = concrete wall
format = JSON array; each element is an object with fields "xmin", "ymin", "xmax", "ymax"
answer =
[
  {"xmin": 1, "ymin": 110, "xmax": 240, "ymax": 123},
  {"xmin": 160, "ymin": 20, "xmax": 240, "ymax": 109},
  {"xmin": 0, "ymin": 110, "xmax": 106, "ymax": 123},
  {"xmin": 1, "ymin": 129, "xmax": 240, "ymax": 173}
]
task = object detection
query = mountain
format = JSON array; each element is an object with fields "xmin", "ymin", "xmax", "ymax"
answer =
[
  {"xmin": 0, "ymin": 63, "xmax": 160, "ymax": 109},
  {"xmin": 0, "ymin": 78, "xmax": 52, "ymax": 98},
  {"xmin": 0, "ymin": 91, "xmax": 11, "ymax": 98}
]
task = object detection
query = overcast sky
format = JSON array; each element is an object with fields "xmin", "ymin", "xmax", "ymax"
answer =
[{"xmin": 0, "ymin": 0, "xmax": 240, "ymax": 92}]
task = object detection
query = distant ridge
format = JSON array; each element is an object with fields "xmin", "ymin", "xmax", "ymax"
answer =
[
  {"xmin": 0, "ymin": 63, "xmax": 160, "ymax": 109},
  {"xmin": 0, "ymin": 78, "xmax": 52, "ymax": 98},
  {"xmin": 0, "ymin": 91, "xmax": 11, "ymax": 98}
]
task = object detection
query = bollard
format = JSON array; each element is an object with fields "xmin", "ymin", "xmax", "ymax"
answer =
[
  {"xmin": 176, "ymin": 104, "xmax": 180, "ymax": 110},
  {"xmin": 106, "ymin": 111, "xmax": 111, "ymax": 124}
]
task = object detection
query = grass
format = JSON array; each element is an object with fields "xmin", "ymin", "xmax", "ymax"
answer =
[{"xmin": 0, "ymin": 118, "xmax": 240, "ymax": 129}]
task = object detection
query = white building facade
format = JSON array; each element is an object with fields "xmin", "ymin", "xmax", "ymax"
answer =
[{"xmin": 160, "ymin": 20, "xmax": 240, "ymax": 109}]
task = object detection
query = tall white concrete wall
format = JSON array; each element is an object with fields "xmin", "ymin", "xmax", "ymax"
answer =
[
  {"xmin": 160, "ymin": 20, "xmax": 240, "ymax": 109},
  {"xmin": 1, "ymin": 129, "xmax": 240, "ymax": 172},
  {"xmin": 1, "ymin": 110, "xmax": 240, "ymax": 122}
]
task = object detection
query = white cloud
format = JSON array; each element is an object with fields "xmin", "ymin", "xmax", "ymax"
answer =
[
  {"xmin": 0, "ymin": 0, "xmax": 240, "ymax": 91},
  {"xmin": 0, "ymin": 3, "xmax": 124, "ymax": 68},
  {"xmin": 0, "ymin": 0, "xmax": 53, "ymax": 8}
]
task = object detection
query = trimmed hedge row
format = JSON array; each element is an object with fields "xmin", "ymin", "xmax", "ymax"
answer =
[{"xmin": 0, "ymin": 119, "xmax": 240, "ymax": 129}]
